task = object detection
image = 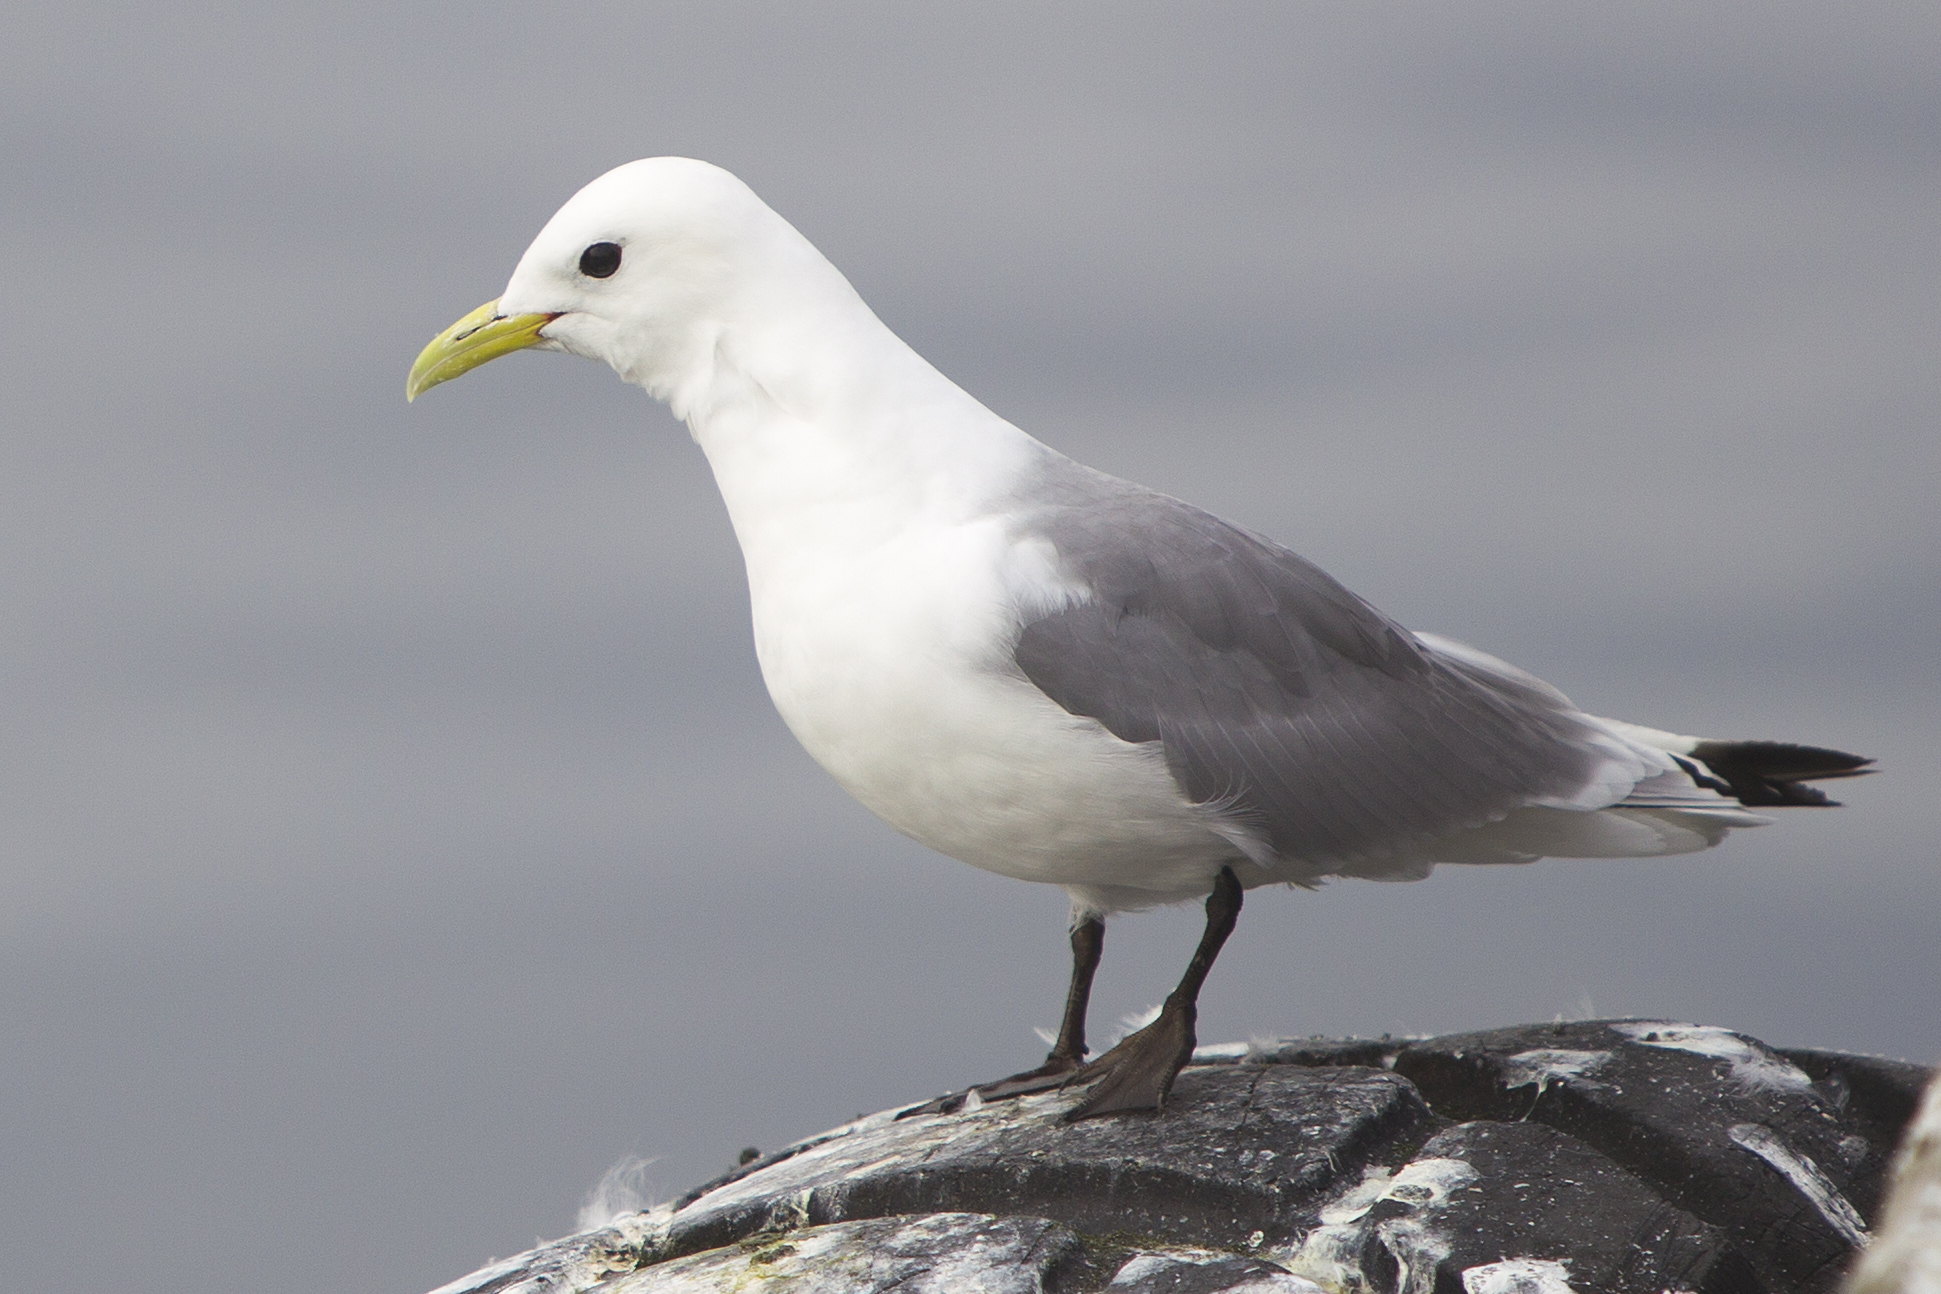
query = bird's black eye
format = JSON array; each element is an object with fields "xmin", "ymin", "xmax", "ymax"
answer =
[{"xmin": 579, "ymin": 242, "xmax": 622, "ymax": 278}]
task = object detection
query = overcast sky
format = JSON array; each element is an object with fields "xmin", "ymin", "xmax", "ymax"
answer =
[{"xmin": 3, "ymin": 5, "xmax": 1937, "ymax": 1293}]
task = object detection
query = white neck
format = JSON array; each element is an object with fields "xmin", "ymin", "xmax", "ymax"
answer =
[{"xmin": 666, "ymin": 271, "xmax": 1046, "ymax": 569}]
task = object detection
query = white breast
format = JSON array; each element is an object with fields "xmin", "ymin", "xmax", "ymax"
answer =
[
  {"xmin": 691, "ymin": 388, "xmax": 1235, "ymax": 904},
  {"xmin": 754, "ymin": 501, "xmax": 1237, "ymax": 897}
]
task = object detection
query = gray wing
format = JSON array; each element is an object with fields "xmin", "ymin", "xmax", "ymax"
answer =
[{"xmin": 1013, "ymin": 474, "xmax": 1618, "ymax": 870}]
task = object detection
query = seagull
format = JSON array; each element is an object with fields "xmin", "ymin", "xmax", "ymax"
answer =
[{"xmin": 408, "ymin": 158, "xmax": 1870, "ymax": 1120}]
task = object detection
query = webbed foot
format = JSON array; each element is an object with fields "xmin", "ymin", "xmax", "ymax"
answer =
[{"xmin": 1060, "ymin": 997, "xmax": 1196, "ymax": 1121}]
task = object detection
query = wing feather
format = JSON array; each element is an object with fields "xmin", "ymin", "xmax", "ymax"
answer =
[{"xmin": 1012, "ymin": 477, "xmax": 1628, "ymax": 870}]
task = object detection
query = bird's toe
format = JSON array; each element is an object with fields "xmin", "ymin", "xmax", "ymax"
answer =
[{"xmin": 1061, "ymin": 1004, "xmax": 1196, "ymax": 1121}]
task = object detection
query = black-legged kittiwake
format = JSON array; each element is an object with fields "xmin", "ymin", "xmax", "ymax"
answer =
[{"xmin": 408, "ymin": 159, "xmax": 1870, "ymax": 1119}]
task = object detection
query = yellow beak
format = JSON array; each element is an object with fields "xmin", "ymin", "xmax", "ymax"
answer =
[{"xmin": 406, "ymin": 300, "xmax": 559, "ymax": 401}]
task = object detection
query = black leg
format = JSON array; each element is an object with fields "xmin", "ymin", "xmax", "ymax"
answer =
[
  {"xmin": 959, "ymin": 914, "xmax": 1105, "ymax": 1100},
  {"xmin": 1046, "ymin": 915, "xmax": 1105, "ymax": 1068},
  {"xmin": 897, "ymin": 913, "xmax": 1107, "ymax": 1116},
  {"xmin": 1063, "ymin": 866, "xmax": 1242, "ymax": 1121}
]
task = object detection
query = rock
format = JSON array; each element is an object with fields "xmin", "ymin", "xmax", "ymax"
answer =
[
  {"xmin": 427, "ymin": 1210, "xmax": 666, "ymax": 1294},
  {"xmin": 1293, "ymin": 1120, "xmax": 1756, "ymax": 1294},
  {"xmin": 1104, "ymin": 1251, "xmax": 1324, "ymax": 1292},
  {"xmin": 1391, "ymin": 1021, "xmax": 1880, "ymax": 1292},
  {"xmin": 1245, "ymin": 1038, "xmax": 1403, "ymax": 1070},
  {"xmin": 608, "ymin": 1213, "xmax": 1086, "ymax": 1294},
  {"xmin": 663, "ymin": 1064, "xmax": 1431, "ymax": 1260},
  {"xmin": 1842, "ymin": 1063, "xmax": 1941, "ymax": 1294},
  {"xmin": 1781, "ymin": 1048, "xmax": 1937, "ymax": 1164},
  {"xmin": 426, "ymin": 1022, "xmax": 1932, "ymax": 1294}
]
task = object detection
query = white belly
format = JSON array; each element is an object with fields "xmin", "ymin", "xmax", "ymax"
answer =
[{"xmin": 741, "ymin": 513, "xmax": 1235, "ymax": 901}]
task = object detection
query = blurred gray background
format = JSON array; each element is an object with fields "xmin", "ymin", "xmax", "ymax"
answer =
[{"xmin": 3, "ymin": 4, "xmax": 1935, "ymax": 1292}]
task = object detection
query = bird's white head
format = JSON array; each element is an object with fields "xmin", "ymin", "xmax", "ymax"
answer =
[{"xmin": 407, "ymin": 158, "xmax": 872, "ymax": 413}]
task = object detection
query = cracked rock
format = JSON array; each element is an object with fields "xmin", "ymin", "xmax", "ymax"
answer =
[
  {"xmin": 1298, "ymin": 1120, "xmax": 1755, "ymax": 1294},
  {"xmin": 425, "ymin": 1022, "xmax": 1931, "ymax": 1294},
  {"xmin": 609, "ymin": 1213, "xmax": 1085, "ymax": 1293},
  {"xmin": 1392, "ymin": 1021, "xmax": 1882, "ymax": 1293},
  {"xmin": 664, "ymin": 1064, "xmax": 1433, "ymax": 1260},
  {"xmin": 1106, "ymin": 1250, "xmax": 1324, "ymax": 1292}
]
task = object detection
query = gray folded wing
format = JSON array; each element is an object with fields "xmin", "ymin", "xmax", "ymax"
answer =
[{"xmin": 1013, "ymin": 475, "xmax": 1624, "ymax": 871}]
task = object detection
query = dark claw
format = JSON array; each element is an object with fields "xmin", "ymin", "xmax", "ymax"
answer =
[
  {"xmin": 895, "ymin": 1054, "xmax": 1085, "ymax": 1120},
  {"xmin": 895, "ymin": 1091, "xmax": 966, "ymax": 1119}
]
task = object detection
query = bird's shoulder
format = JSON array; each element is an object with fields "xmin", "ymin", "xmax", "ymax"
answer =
[{"xmin": 1009, "ymin": 461, "xmax": 1426, "ymax": 684}]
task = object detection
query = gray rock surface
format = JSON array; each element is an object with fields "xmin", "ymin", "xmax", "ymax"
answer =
[
  {"xmin": 608, "ymin": 1214, "xmax": 1085, "ymax": 1294},
  {"xmin": 665, "ymin": 1064, "xmax": 1430, "ymax": 1258},
  {"xmin": 1842, "ymin": 1061, "xmax": 1941, "ymax": 1294},
  {"xmin": 1105, "ymin": 1251, "xmax": 1323, "ymax": 1292},
  {"xmin": 1391, "ymin": 1022, "xmax": 1879, "ymax": 1291},
  {"xmin": 1297, "ymin": 1119, "xmax": 1753, "ymax": 1294},
  {"xmin": 427, "ymin": 1022, "xmax": 1931, "ymax": 1294}
]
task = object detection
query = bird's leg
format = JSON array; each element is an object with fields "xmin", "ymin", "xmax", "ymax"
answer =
[
  {"xmin": 1048, "ymin": 915, "xmax": 1106, "ymax": 1067},
  {"xmin": 897, "ymin": 915, "xmax": 1105, "ymax": 1117},
  {"xmin": 1062, "ymin": 866, "xmax": 1242, "ymax": 1121},
  {"xmin": 970, "ymin": 915, "xmax": 1105, "ymax": 1098}
]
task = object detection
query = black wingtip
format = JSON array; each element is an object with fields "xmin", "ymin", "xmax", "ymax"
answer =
[{"xmin": 1689, "ymin": 740, "xmax": 1876, "ymax": 808}]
